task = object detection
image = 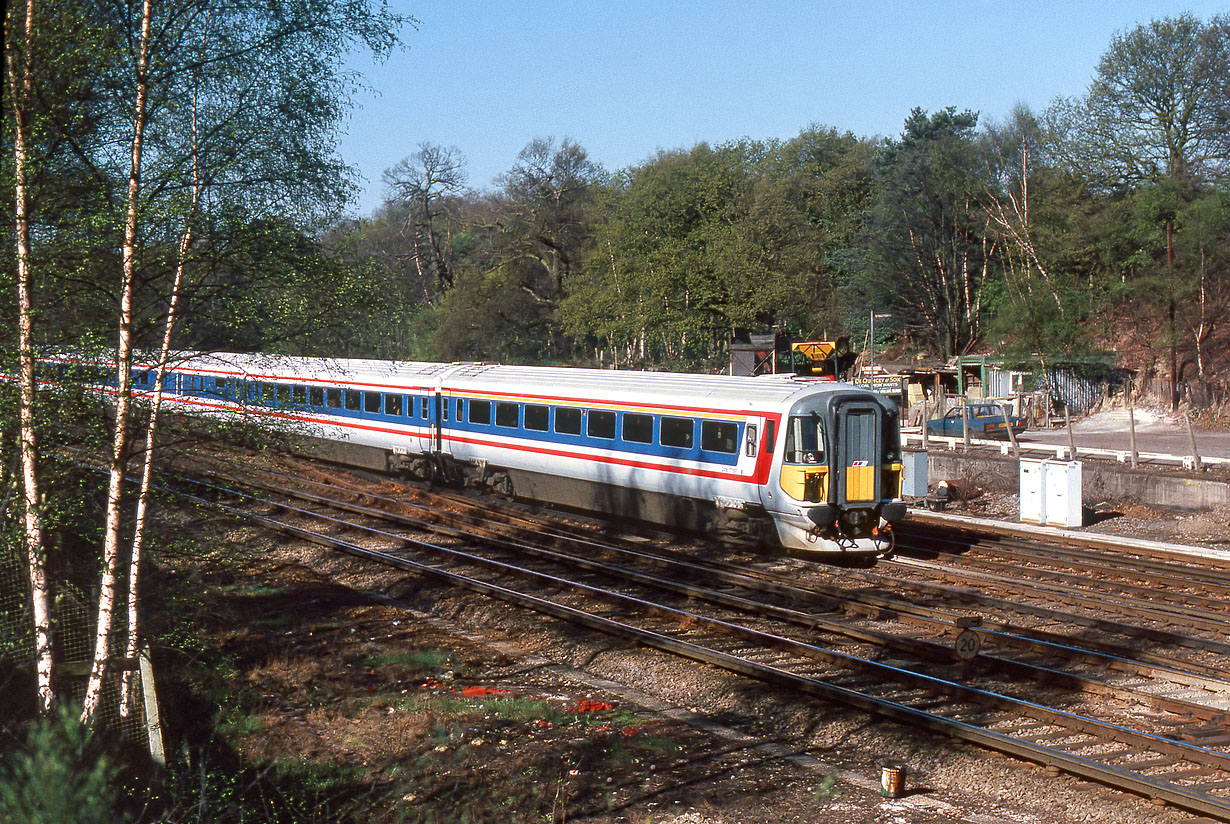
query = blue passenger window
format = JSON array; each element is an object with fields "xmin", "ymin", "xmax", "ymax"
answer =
[
  {"xmin": 364, "ymin": 392, "xmax": 381, "ymax": 414},
  {"xmin": 309, "ymin": 387, "xmax": 324, "ymax": 407},
  {"xmin": 385, "ymin": 394, "xmax": 402, "ymax": 416},
  {"xmin": 588, "ymin": 410, "xmax": 616, "ymax": 439},
  {"xmin": 469, "ymin": 400, "xmax": 491, "ymax": 424},
  {"xmin": 261, "ymin": 383, "xmax": 276, "ymax": 405},
  {"xmin": 456, "ymin": 399, "xmax": 464, "ymax": 419},
  {"xmin": 495, "ymin": 402, "xmax": 519, "ymax": 428},
  {"xmin": 326, "ymin": 388, "xmax": 341, "ymax": 409},
  {"xmin": 660, "ymin": 417, "xmax": 694, "ymax": 449},
  {"xmin": 292, "ymin": 386, "xmax": 306, "ymax": 405},
  {"xmin": 276, "ymin": 385, "xmax": 291, "ymax": 406},
  {"xmin": 525, "ymin": 405, "xmax": 549, "ymax": 431},
  {"xmin": 344, "ymin": 390, "xmax": 360, "ymax": 411},
  {"xmin": 701, "ymin": 421, "xmax": 738, "ymax": 453},
  {"xmin": 555, "ymin": 407, "xmax": 581, "ymax": 435},
  {"xmin": 622, "ymin": 414, "xmax": 653, "ymax": 443},
  {"xmin": 419, "ymin": 397, "xmax": 427, "ymax": 419}
]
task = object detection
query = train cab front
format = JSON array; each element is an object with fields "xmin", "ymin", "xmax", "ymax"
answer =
[{"xmin": 774, "ymin": 391, "xmax": 905, "ymax": 559}]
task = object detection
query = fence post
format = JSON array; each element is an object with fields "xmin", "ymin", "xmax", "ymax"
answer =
[
  {"xmin": 1185, "ymin": 414, "xmax": 1203, "ymax": 472},
  {"xmin": 997, "ymin": 401, "xmax": 1020, "ymax": 459},
  {"xmin": 961, "ymin": 397, "xmax": 970, "ymax": 452},
  {"xmin": 138, "ymin": 645, "xmax": 165, "ymax": 767},
  {"xmin": 1127, "ymin": 385, "xmax": 1139, "ymax": 469},
  {"xmin": 1065, "ymin": 405, "xmax": 1077, "ymax": 460}
]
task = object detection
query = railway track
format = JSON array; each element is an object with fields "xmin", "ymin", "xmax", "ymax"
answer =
[{"xmin": 165, "ymin": 453, "xmax": 1230, "ymax": 819}]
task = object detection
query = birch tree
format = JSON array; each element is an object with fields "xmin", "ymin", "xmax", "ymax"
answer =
[
  {"xmin": 4, "ymin": 0, "xmax": 54, "ymax": 715},
  {"xmin": 62, "ymin": 0, "xmax": 408, "ymax": 723},
  {"xmin": 80, "ymin": 0, "xmax": 154, "ymax": 725}
]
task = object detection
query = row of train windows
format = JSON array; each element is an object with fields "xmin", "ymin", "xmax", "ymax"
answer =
[
  {"xmin": 462, "ymin": 399, "xmax": 738, "ymax": 454},
  {"xmin": 172, "ymin": 374, "xmax": 741, "ymax": 455}
]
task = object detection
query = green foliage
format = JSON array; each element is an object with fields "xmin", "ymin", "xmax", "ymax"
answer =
[
  {"xmin": 0, "ymin": 706, "xmax": 122, "ymax": 824},
  {"xmin": 363, "ymin": 648, "xmax": 453, "ymax": 670},
  {"xmin": 860, "ymin": 107, "xmax": 990, "ymax": 358},
  {"xmin": 1046, "ymin": 13, "xmax": 1230, "ymax": 187},
  {"xmin": 557, "ymin": 132, "xmax": 873, "ymax": 368}
]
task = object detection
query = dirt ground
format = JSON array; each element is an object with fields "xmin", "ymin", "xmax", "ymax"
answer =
[{"xmin": 157, "ymin": 488, "xmax": 1228, "ymax": 824}]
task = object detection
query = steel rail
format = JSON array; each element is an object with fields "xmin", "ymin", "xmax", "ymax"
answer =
[
  {"xmin": 201, "ymin": 467, "xmax": 1230, "ymax": 681},
  {"xmin": 832, "ymin": 562, "xmax": 1230, "ymax": 657},
  {"xmin": 188, "ymin": 487, "xmax": 1230, "ymax": 819},
  {"xmin": 889, "ymin": 555, "xmax": 1230, "ymax": 638},
  {"xmin": 203, "ymin": 471, "xmax": 1230, "ymax": 725},
  {"xmin": 905, "ymin": 509, "xmax": 1230, "ymax": 565},
  {"xmin": 194, "ymin": 461, "xmax": 1230, "ymax": 704},
  {"xmin": 893, "ymin": 531, "xmax": 1230, "ymax": 607},
  {"xmin": 907, "ymin": 527, "xmax": 1230, "ymax": 583}
]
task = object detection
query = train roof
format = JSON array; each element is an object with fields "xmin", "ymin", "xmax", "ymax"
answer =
[{"xmin": 175, "ymin": 352, "xmax": 862, "ymax": 411}]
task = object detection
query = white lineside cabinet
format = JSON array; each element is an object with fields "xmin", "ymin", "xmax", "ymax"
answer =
[
  {"xmin": 1043, "ymin": 460, "xmax": 1083, "ymax": 527},
  {"xmin": 1019, "ymin": 458, "xmax": 1045, "ymax": 523},
  {"xmin": 901, "ymin": 449, "xmax": 929, "ymax": 498}
]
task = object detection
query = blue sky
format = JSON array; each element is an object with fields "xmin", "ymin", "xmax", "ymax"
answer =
[{"xmin": 338, "ymin": 1, "xmax": 1228, "ymax": 216}]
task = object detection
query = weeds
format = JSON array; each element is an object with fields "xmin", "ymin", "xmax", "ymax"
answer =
[
  {"xmin": 813, "ymin": 769, "xmax": 843, "ymax": 803},
  {"xmin": 362, "ymin": 648, "xmax": 453, "ymax": 671}
]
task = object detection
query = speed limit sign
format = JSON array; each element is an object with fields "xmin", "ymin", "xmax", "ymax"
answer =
[{"xmin": 954, "ymin": 629, "xmax": 982, "ymax": 661}]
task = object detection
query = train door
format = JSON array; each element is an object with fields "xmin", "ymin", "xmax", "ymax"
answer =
[
  {"xmin": 435, "ymin": 391, "xmax": 453, "ymax": 456},
  {"xmin": 416, "ymin": 387, "xmax": 445, "ymax": 455},
  {"xmin": 835, "ymin": 400, "xmax": 882, "ymax": 504}
]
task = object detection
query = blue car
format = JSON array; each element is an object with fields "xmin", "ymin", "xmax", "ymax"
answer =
[{"xmin": 926, "ymin": 403, "xmax": 1026, "ymax": 439}]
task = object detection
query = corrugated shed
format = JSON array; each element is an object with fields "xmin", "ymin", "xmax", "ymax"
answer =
[{"xmin": 1044, "ymin": 368, "xmax": 1104, "ymax": 414}]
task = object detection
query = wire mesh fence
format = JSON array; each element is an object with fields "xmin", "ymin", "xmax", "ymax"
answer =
[
  {"xmin": 1, "ymin": 548, "xmax": 160, "ymax": 756},
  {"xmin": 0, "ymin": 547, "xmax": 35, "ymax": 670}
]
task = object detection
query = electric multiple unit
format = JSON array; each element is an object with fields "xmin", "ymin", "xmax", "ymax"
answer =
[{"xmin": 59, "ymin": 352, "xmax": 906, "ymax": 558}]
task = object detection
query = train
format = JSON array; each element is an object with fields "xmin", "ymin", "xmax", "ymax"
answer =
[{"xmin": 54, "ymin": 352, "xmax": 907, "ymax": 558}]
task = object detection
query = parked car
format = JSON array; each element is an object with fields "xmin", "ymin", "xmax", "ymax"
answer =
[{"xmin": 926, "ymin": 403, "xmax": 1026, "ymax": 439}]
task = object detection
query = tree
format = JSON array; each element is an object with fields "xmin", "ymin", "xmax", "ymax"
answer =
[
  {"xmin": 980, "ymin": 105, "xmax": 1092, "ymax": 359},
  {"xmin": 862, "ymin": 107, "xmax": 992, "ymax": 358},
  {"xmin": 1047, "ymin": 13, "xmax": 1230, "ymax": 188},
  {"xmin": 560, "ymin": 142, "xmax": 749, "ymax": 367},
  {"xmin": 497, "ymin": 137, "xmax": 602, "ymax": 303},
  {"xmin": 383, "ymin": 142, "xmax": 469, "ymax": 301},
  {"xmin": 0, "ymin": 0, "xmax": 410, "ymax": 723},
  {"xmin": 81, "ymin": 0, "xmax": 156, "ymax": 725},
  {"xmin": 429, "ymin": 137, "xmax": 602, "ymax": 363},
  {"xmin": 4, "ymin": 0, "xmax": 54, "ymax": 716}
]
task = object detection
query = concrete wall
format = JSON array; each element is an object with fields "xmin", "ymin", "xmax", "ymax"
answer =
[{"xmin": 922, "ymin": 450, "xmax": 1230, "ymax": 511}]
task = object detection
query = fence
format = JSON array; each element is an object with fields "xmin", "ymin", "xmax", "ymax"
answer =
[{"xmin": 0, "ymin": 549, "xmax": 162, "ymax": 761}]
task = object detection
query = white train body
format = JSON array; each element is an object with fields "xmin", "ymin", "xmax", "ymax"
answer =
[{"xmin": 78, "ymin": 352, "xmax": 906, "ymax": 557}]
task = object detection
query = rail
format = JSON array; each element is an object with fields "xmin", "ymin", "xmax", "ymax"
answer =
[{"xmin": 165, "ymin": 460, "xmax": 1230, "ymax": 820}]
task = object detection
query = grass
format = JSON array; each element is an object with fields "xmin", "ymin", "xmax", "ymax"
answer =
[{"xmin": 361, "ymin": 648, "xmax": 454, "ymax": 671}]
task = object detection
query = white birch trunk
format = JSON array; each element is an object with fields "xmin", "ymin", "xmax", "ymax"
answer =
[
  {"xmin": 81, "ymin": 0, "xmax": 153, "ymax": 725},
  {"xmin": 118, "ymin": 114, "xmax": 202, "ymax": 718},
  {"xmin": 6, "ymin": 0, "xmax": 54, "ymax": 715}
]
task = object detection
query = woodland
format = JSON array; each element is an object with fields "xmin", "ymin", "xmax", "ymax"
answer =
[{"xmin": 1, "ymin": 4, "xmax": 1229, "ymax": 821}]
